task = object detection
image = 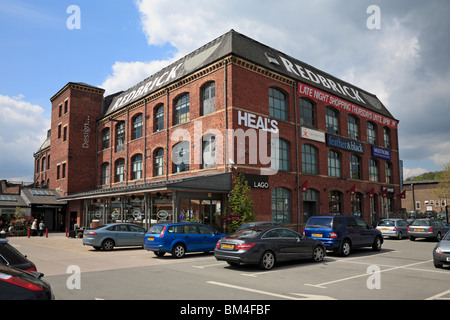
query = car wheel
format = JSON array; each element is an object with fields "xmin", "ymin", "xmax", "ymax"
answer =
[
  {"xmin": 397, "ymin": 232, "xmax": 403, "ymax": 240},
  {"xmin": 101, "ymin": 239, "xmax": 115, "ymax": 251},
  {"xmin": 434, "ymin": 260, "xmax": 443, "ymax": 268},
  {"xmin": 436, "ymin": 233, "xmax": 442, "ymax": 241},
  {"xmin": 172, "ymin": 244, "xmax": 186, "ymax": 258},
  {"xmin": 372, "ymin": 236, "xmax": 382, "ymax": 251},
  {"xmin": 259, "ymin": 251, "xmax": 275, "ymax": 270},
  {"xmin": 313, "ymin": 245, "xmax": 325, "ymax": 262},
  {"xmin": 340, "ymin": 240, "xmax": 351, "ymax": 257}
]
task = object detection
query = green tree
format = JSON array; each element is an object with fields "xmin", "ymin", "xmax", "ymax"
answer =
[{"xmin": 224, "ymin": 174, "xmax": 256, "ymax": 233}]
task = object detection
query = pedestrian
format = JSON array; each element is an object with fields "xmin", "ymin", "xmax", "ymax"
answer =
[
  {"xmin": 39, "ymin": 220, "xmax": 45, "ymax": 237},
  {"xmin": 31, "ymin": 219, "xmax": 38, "ymax": 236}
]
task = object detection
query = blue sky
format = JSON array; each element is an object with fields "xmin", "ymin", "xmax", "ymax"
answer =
[{"xmin": 1, "ymin": 0, "xmax": 449, "ymax": 182}]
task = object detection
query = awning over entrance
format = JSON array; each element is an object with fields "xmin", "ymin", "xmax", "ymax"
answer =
[{"xmin": 58, "ymin": 172, "xmax": 232, "ymax": 202}]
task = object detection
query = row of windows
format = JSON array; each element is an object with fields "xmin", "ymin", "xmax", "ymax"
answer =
[
  {"xmin": 301, "ymin": 99, "xmax": 392, "ymax": 148},
  {"xmin": 101, "ymin": 82, "xmax": 216, "ymax": 152},
  {"xmin": 270, "ymin": 139, "xmax": 394, "ymax": 183},
  {"xmin": 100, "ymin": 135, "xmax": 217, "ymax": 185}
]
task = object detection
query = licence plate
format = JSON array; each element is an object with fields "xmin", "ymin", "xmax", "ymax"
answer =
[
  {"xmin": 221, "ymin": 244, "xmax": 235, "ymax": 249},
  {"xmin": 147, "ymin": 237, "xmax": 155, "ymax": 241},
  {"xmin": 414, "ymin": 228, "xmax": 425, "ymax": 232},
  {"xmin": 381, "ymin": 228, "xmax": 389, "ymax": 231},
  {"xmin": 312, "ymin": 234, "xmax": 323, "ymax": 238}
]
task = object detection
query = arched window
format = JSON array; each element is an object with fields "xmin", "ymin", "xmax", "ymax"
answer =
[
  {"xmin": 367, "ymin": 122, "xmax": 377, "ymax": 145},
  {"xmin": 302, "ymin": 144, "xmax": 318, "ymax": 175},
  {"xmin": 271, "ymin": 138, "xmax": 290, "ymax": 171},
  {"xmin": 202, "ymin": 82, "xmax": 215, "ymax": 116},
  {"xmin": 115, "ymin": 158, "xmax": 125, "ymax": 183},
  {"xmin": 383, "ymin": 127, "xmax": 391, "ymax": 148},
  {"xmin": 350, "ymin": 154, "xmax": 361, "ymax": 180},
  {"xmin": 326, "ymin": 107, "xmax": 339, "ymax": 134},
  {"xmin": 154, "ymin": 148, "xmax": 164, "ymax": 177},
  {"xmin": 329, "ymin": 190, "xmax": 342, "ymax": 215},
  {"xmin": 174, "ymin": 94, "xmax": 190, "ymax": 125},
  {"xmin": 132, "ymin": 114, "xmax": 143, "ymax": 140},
  {"xmin": 300, "ymin": 98, "xmax": 316, "ymax": 128},
  {"xmin": 102, "ymin": 128, "xmax": 110, "ymax": 150},
  {"xmin": 101, "ymin": 163, "xmax": 110, "ymax": 185},
  {"xmin": 172, "ymin": 141, "xmax": 190, "ymax": 173},
  {"xmin": 202, "ymin": 134, "xmax": 216, "ymax": 169},
  {"xmin": 328, "ymin": 150, "xmax": 341, "ymax": 178},
  {"xmin": 369, "ymin": 158, "xmax": 379, "ymax": 182},
  {"xmin": 115, "ymin": 122, "xmax": 125, "ymax": 153},
  {"xmin": 154, "ymin": 104, "xmax": 164, "ymax": 132},
  {"xmin": 131, "ymin": 154, "xmax": 143, "ymax": 180},
  {"xmin": 271, "ymin": 187, "xmax": 291, "ymax": 223},
  {"xmin": 269, "ymin": 88, "xmax": 288, "ymax": 121},
  {"xmin": 347, "ymin": 115, "xmax": 359, "ymax": 140}
]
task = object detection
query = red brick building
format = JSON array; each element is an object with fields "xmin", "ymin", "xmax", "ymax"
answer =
[{"xmin": 34, "ymin": 30, "xmax": 400, "ymax": 232}]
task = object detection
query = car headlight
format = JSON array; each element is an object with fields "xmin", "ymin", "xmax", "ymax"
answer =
[{"xmin": 435, "ymin": 246, "xmax": 442, "ymax": 254}]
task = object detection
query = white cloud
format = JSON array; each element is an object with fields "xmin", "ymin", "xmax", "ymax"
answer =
[
  {"xmin": 0, "ymin": 94, "xmax": 49, "ymax": 181},
  {"xmin": 403, "ymin": 167, "xmax": 428, "ymax": 180}
]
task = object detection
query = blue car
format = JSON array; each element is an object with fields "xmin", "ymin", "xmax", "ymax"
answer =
[
  {"xmin": 83, "ymin": 223, "xmax": 147, "ymax": 251},
  {"xmin": 304, "ymin": 215, "xmax": 383, "ymax": 257},
  {"xmin": 144, "ymin": 223, "xmax": 226, "ymax": 258}
]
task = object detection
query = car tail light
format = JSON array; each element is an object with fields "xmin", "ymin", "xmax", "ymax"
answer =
[
  {"xmin": 0, "ymin": 274, "xmax": 43, "ymax": 292},
  {"xmin": 160, "ymin": 226, "xmax": 167, "ymax": 238},
  {"xmin": 330, "ymin": 232, "xmax": 338, "ymax": 239},
  {"xmin": 429, "ymin": 227, "xmax": 434, "ymax": 233},
  {"xmin": 216, "ymin": 241, "xmax": 220, "ymax": 248},
  {"xmin": 407, "ymin": 226, "xmax": 410, "ymax": 231},
  {"xmin": 24, "ymin": 267, "xmax": 37, "ymax": 272},
  {"xmin": 393, "ymin": 227, "xmax": 397, "ymax": 232},
  {"xmin": 236, "ymin": 243, "xmax": 255, "ymax": 250},
  {"xmin": 87, "ymin": 231, "xmax": 97, "ymax": 236}
]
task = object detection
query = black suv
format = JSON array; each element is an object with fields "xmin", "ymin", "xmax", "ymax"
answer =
[
  {"xmin": 304, "ymin": 215, "xmax": 383, "ymax": 256},
  {"xmin": 0, "ymin": 239, "xmax": 37, "ymax": 271}
]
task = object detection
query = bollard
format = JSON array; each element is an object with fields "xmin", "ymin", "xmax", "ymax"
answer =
[
  {"xmin": 46, "ymin": 229, "xmax": 48, "ymax": 238},
  {"xmin": 66, "ymin": 228, "xmax": 68, "ymax": 237},
  {"xmin": 27, "ymin": 229, "xmax": 30, "ymax": 238}
]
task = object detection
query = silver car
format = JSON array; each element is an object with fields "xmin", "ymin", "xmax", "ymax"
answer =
[
  {"xmin": 408, "ymin": 219, "xmax": 449, "ymax": 241},
  {"xmin": 433, "ymin": 231, "xmax": 450, "ymax": 268},
  {"xmin": 376, "ymin": 218, "xmax": 409, "ymax": 240}
]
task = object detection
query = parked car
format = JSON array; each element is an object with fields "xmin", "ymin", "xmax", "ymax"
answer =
[
  {"xmin": 408, "ymin": 219, "xmax": 449, "ymax": 241},
  {"xmin": 0, "ymin": 239, "xmax": 37, "ymax": 271},
  {"xmin": 83, "ymin": 223, "xmax": 147, "ymax": 251},
  {"xmin": 237, "ymin": 221, "xmax": 283, "ymax": 231},
  {"xmin": 0, "ymin": 265, "xmax": 54, "ymax": 300},
  {"xmin": 376, "ymin": 218, "xmax": 409, "ymax": 240},
  {"xmin": 144, "ymin": 223, "xmax": 226, "ymax": 258},
  {"xmin": 433, "ymin": 231, "xmax": 450, "ymax": 268},
  {"xmin": 215, "ymin": 226, "xmax": 325, "ymax": 270},
  {"xmin": 304, "ymin": 215, "xmax": 383, "ymax": 257}
]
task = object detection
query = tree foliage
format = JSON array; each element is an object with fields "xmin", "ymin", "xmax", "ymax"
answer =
[{"xmin": 224, "ymin": 174, "xmax": 256, "ymax": 233}]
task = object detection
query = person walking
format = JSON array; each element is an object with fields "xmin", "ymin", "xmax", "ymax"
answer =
[
  {"xmin": 31, "ymin": 219, "xmax": 38, "ymax": 236},
  {"xmin": 39, "ymin": 220, "xmax": 46, "ymax": 237}
]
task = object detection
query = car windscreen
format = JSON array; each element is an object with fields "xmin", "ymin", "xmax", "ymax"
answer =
[
  {"xmin": 411, "ymin": 220, "xmax": 431, "ymax": 226},
  {"xmin": 147, "ymin": 225, "xmax": 165, "ymax": 234},
  {"xmin": 443, "ymin": 232, "xmax": 450, "ymax": 241},
  {"xmin": 305, "ymin": 217, "xmax": 333, "ymax": 229},
  {"xmin": 378, "ymin": 220, "xmax": 395, "ymax": 227}
]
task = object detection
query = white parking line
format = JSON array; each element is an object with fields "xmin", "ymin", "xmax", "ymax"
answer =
[
  {"xmin": 192, "ymin": 263, "xmax": 226, "ymax": 269},
  {"xmin": 305, "ymin": 260, "xmax": 432, "ymax": 289},
  {"xmin": 426, "ymin": 289, "xmax": 450, "ymax": 300},
  {"xmin": 207, "ymin": 281, "xmax": 302, "ymax": 300}
]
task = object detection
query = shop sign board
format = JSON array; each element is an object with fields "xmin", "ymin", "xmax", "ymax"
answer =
[
  {"xmin": 301, "ymin": 127, "xmax": 325, "ymax": 143},
  {"xmin": 372, "ymin": 146, "xmax": 391, "ymax": 160},
  {"xmin": 326, "ymin": 134, "xmax": 364, "ymax": 154}
]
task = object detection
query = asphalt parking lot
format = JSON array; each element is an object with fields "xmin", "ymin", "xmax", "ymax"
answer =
[{"xmin": 7, "ymin": 233, "xmax": 450, "ymax": 301}]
